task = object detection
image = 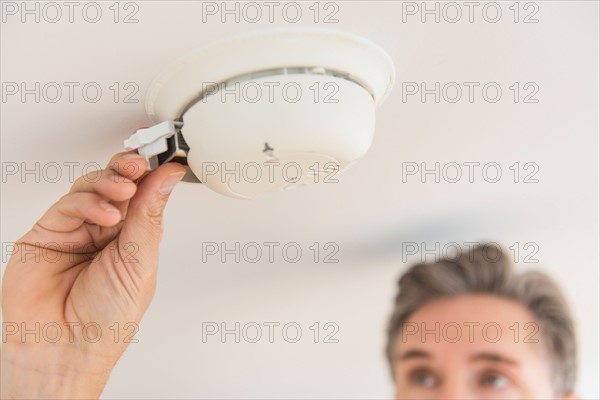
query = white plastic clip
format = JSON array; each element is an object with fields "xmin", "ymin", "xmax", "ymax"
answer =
[{"xmin": 124, "ymin": 121, "xmax": 178, "ymax": 170}]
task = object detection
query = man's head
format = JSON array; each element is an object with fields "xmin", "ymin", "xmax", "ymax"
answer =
[{"xmin": 386, "ymin": 243, "xmax": 577, "ymax": 399}]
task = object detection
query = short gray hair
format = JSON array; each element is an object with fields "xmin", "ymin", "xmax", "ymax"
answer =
[{"xmin": 386, "ymin": 243, "xmax": 577, "ymax": 395}]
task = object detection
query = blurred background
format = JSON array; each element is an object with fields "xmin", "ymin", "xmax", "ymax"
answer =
[{"xmin": 1, "ymin": 1, "xmax": 598, "ymax": 398}]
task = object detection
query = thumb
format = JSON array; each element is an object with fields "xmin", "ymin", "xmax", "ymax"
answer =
[{"xmin": 119, "ymin": 162, "xmax": 186, "ymax": 266}]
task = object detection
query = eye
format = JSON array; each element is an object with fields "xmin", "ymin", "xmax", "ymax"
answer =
[
  {"xmin": 410, "ymin": 369, "xmax": 438, "ymax": 388},
  {"xmin": 480, "ymin": 371, "xmax": 510, "ymax": 389}
]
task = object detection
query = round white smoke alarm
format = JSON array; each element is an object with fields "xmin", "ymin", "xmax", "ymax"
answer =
[{"xmin": 126, "ymin": 28, "xmax": 396, "ymax": 199}]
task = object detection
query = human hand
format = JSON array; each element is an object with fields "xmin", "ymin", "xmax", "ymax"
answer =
[{"xmin": 1, "ymin": 151, "xmax": 186, "ymax": 399}]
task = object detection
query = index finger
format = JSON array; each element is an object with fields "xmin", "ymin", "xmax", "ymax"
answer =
[{"xmin": 106, "ymin": 151, "xmax": 148, "ymax": 182}]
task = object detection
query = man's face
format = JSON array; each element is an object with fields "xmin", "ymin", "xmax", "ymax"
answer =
[{"xmin": 391, "ymin": 294, "xmax": 570, "ymax": 400}]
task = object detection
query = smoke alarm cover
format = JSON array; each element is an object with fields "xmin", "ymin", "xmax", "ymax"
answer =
[{"xmin": 134, "ymin": 28, "xmax": 395, "ymax": 199}]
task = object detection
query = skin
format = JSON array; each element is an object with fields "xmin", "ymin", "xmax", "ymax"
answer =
[
  {"xmin": 1, "ymin": 151, "xmax": 186, "ymax": 399},
  {"xmin": 391, "ymin": 294, "xmax": 578, "ymax": 400}
]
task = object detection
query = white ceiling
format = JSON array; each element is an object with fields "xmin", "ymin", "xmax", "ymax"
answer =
[{"xmin": 1, "ymin": 1, "xmax": 599, "ymax": 398}]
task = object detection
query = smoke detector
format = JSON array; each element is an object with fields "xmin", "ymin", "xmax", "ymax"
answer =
[{"xmin": 125, "ymin": 28, "xmax": 395, "ymax": 199}]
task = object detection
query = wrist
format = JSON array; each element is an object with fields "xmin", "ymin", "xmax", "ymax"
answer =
[{"xmin": 1, "ymin": 341, "xmax": 116, "ymax": 399}]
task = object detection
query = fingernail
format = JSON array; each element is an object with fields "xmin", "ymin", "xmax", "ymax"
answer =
[
  {"xmin": 99, "ymin": 199, "xmax": 120, "ymax": 214},
  {"xmin": 160, "ymin": 172, "xmax": 185, "ymax": 195}
]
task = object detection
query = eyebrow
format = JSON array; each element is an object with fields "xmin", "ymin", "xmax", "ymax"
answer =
[
  {"xmin": 397, "ymin": 349, "xmax": 432, "ymax": 361},
  {"xmin": 470, "ymin": 352, "xmax": 519, "ymax": 365},
  {"xmin": 395, "ymin": 350, "xmax": 519, "ymax": 366}
]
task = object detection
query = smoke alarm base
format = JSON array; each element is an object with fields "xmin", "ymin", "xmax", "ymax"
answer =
[{"xmin": 146, "ymin": 28, "xmax": 395, "ymax": 123}]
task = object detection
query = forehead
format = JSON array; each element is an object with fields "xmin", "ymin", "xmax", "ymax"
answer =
[{"xmin": 395, "ymin": 294, "xmax": 546, "ymax": 359}]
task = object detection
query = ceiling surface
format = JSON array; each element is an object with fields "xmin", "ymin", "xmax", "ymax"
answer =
[{"xmin": 1, "ymin": 1, "xmax": 599, "ymax": 398}]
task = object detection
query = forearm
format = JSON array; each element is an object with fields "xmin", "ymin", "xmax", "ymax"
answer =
[{"xmin": 1, "ymin": 342, "xmax": 114, "ymax": 399}]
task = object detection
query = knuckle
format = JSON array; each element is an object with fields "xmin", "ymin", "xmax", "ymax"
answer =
[
  {"xmin": 64, "ymin": 191, "xmax": 98, "ymax": 207},
  {"xmin": 58, "ymin": 192, "xmax": 81, "ymax": 205},
  {"xmin": 58, "ymin": 192, "xmax": 71, "ymax": 203},
  {"xmin": 144, "ymin": 200, "xmax": 167, "ymax": 227},
  {"xmin": 81, "ymin": 168, "xmax": 104, "ymax": 184},
  {"xmin": 73, "ymin": 169, "xmax": 104, "ymax": 188},
  {"xmin": 72, "ymin": 169, "xmax": 129, "ymax": 192}
]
